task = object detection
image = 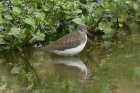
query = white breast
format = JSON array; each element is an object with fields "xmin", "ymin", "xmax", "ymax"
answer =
[{"xmin": 51, "ymin": 35, "xmax": 87, "ymax": 56}]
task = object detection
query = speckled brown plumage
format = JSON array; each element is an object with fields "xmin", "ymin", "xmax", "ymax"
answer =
[{"xmin": 42, "ymin": 25, "xmax": 87, "ymax": 51}]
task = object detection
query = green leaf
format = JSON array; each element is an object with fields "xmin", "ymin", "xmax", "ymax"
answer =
[
  {"xmin": 102, "ymin": 34, "xmax": 113, "ymax": 39},
  {"xmin": 16, "ymin": 45, "xmax": 22, "ymax": 52},
  {"xmin": 43, "ymin": 5, "xmax": 49, "ymax": 11},
  {"xmin": 9, "ymin": 27, "xmax": 20, "ymax": 38},
  {"xmin": 0, "ymin": 13, "xmax": 6, "ymax": 23},
  {"xmin": 11, "ymin": 0, "xmax": 22, "ymax": 5},
  {"xmin": 7, "ymin": 14, "xmax": 13, "ymax": 20},
  {"xmin": 28, "ymin": 6, "xmax": 35, "ymax": 14},
  {"xmin": 36, "ymin": 12, "xmax": 45, "ymax": 22},
  {"xmin": 75, "ymin": 9, "xmax": 82, "ymax": 13},
  {"xmin": 23, "ymin": 16, "xmax": 36, "ymax": 25},
  {"xmin": 0, "ymin": 6, "xmax": 8, "ymax": 11},
  {"xmin": 30, "ymin": 31, "xmax": 45, "ymax": 43},
  {"xmin": 0, "ymin": 34, "xmax": 4, "ymax": 38},
  {"xmin": 119, "ymin": 23, "xmax": 123, "ymax": 28},
  {"xmin": 72, "ymin": 18, "xmax": 85, "ymax": 25},
  {"xmin": 104, "ymin": 27, "xmax": 115, "ymax": 35},
  {"xmin": 0, "ymin": 84, "xmax": 7, "ymax": 90},
  {"xmin": 0, "ymin": 38, "xmax": 6, "ymax": 44},
  {"xmin": 10, "ymin": 66, "xmax": 20, "ymax": 74},
  {"xmin": 0, "ymin": 59, "xmax": 6, "ymax": 64},
  {"xmin": 12, "ymin": 7, "xmax": 22, "ymax": 16}
]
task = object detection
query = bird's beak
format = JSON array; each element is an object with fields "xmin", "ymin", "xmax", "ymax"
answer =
[
  {"xmin": 83, "ymin": 30, "xmax": 94, "ymax": 37},
  {"xmin": 87, "ymin": 31, "xmax": 94, "ymax": 37}
]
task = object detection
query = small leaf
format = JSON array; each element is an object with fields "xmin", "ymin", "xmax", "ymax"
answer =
[
  {"xmin": 12, "ymin": 7, "xmax": 22, "ymax": 16},
  {"xmin": 10, "ymin": 66, "xmax": 20, "ymax": 74},
  {"xmin": 104, "ymin": 27, "xmax": 115, "ymax": 35},
  {"xmin": 72, "ymin": 18, "xmax": 85, "ymax": 25},
  {"xmin": 0, "ymin": 84, "xmax": 7, "ymax": 90},
  {"xmin": 32, "ymin": 31, "xmax": 45, "ymax": 41},
  {"xmin": 43, "ymin": 5, "xmax": 49, "ymax": 11},
  {"xmin": 36, "ymin": 12, "xmax": 45, "ymax": 22},
  {"xmin": 28, "ymin": 6, "xmax": 35, "ymax": 14},
  {"xmin": 23, "ymin": 16, "xmax": 36, "ymax": 25},
  {"xmin": 0, "ymin": 34, "xmax": 4, "ymax": 38},
  {"xmin": 30, "ymin": 31, "xmax": 45, "ymax": 43},
  {"xmin": 0, "ymin": 6, "xmax": 8, "ymax": 11},
  {"xmin": 7, "ymin": 14, "xmax": 13, "ymax": 20},
  {"xmin": 0, "ymin": 59, "xmax": 6, "ymax": 64},
  {"xmin": 0, "ymin": 38, "xmax": 6, "ymax": 44},
  {"xmin": 16, "ymin": 45, "xmax": 22, "ymax": 52},
  {"xmin": 11, "ymin": 0, "xmax": 22, "ymax": 5},
  {"xmin": 119, "ymin": 23, "xmax": 123, "ymax": 28},
  {"xmin": 9, "ymin": 27, "xmax": 20, "ymax": 37},
  {"xmin": 75, "ymin": 9, "xmax": 82, "ymax": 13}
]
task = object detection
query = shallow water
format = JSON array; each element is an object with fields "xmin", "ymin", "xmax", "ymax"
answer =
[{"xmin": 0, "ymin": 35, "xmax": 140, "ymax": 93}]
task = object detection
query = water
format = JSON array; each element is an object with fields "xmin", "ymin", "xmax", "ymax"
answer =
[{"xmin": 0, "ymin": 35, "xmax": 140, "ymax": 93}]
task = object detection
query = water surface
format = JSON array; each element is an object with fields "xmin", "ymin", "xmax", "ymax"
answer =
[{"xmin": 0, "ymin": 35, "xmax": 140, "ymax": 93}]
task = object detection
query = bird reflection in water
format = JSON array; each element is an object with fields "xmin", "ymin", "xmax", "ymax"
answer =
[{"xmin": 53, "ymin": 57, "xmax": 90, "ymax": 86}]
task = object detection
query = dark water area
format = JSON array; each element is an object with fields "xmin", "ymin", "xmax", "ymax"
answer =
[{"xmin": 0, "ymin": 34, "xmax": 140, "ymax": 93}]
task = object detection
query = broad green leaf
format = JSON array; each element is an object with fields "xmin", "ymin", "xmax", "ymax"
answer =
[
  {"xmin": 30, "ymin": 31, "xmax": 45, "ymax": 43},
  {"xmin": 72, "ymin": 18, "xmax": 85, "ymax": 25},
  {"xmin": 23, "ymin": 16, "xmax": 36, "ymax": 25},
  {"xmin": 28, "ymin": 6, "xmax": 35, "ymax": 14},
  {"xmin": 7, "ymin": 14, "xmax": 13, "ymax": 20},
  {"xmin": 104, "ymin": 27, "xmax": 115, "ymax": 35},
  {"xmin": 9, "ymin": 27, "xmax": 20, "ymax": 38},
  {"xmin": 0, "ymin": 6, "xmax": 8, "ymax": 11},
  {"xmin": 11, "ymin": 0, "xmax": 22, "ymax": 5},
  {"xmin": 0, "ymin": 38, "xmax": 6, "ymax": 44},
  {"xmin": 75, "ymin": 9, "xmax": 82, "ymax": 13},
  {"xmin": 36, "ymin": 12, "xmax": 45, "ymax": 22},
  {"xmin": 12, "ymin": 7, "xmax": 22, "ymax": 16},
  {"xmin": 43, "ymin": 5, "xmax": 49, "ymax": 11},
  {"xmin": 10, "ymin": 66, "xmax": 20, "ymax": 74}
]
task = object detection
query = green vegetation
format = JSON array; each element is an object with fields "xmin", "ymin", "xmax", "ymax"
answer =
[{"xmin": 0, "ymin": 0, "xmax": 139, "ymax": 51}]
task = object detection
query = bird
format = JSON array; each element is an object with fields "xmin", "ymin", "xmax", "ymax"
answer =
[{"xmin": 41, "ymin": 25, "xmax": 92, "ymax": 56}]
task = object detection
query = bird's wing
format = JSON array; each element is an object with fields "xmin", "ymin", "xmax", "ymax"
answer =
[{"xmin": 45, "ymin": 32, "xmax": 83, "ymax": 51}]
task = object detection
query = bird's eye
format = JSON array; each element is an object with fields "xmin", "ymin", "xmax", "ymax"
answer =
[{"xmin": 80, "ymin": 28, "xmax": 84, "ymax": 31}]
